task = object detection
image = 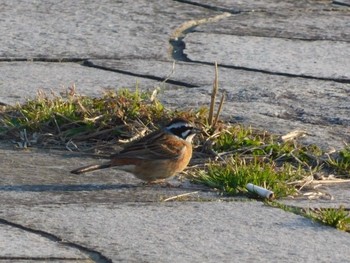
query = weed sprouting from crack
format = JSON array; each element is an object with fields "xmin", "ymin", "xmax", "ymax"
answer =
[{"xmin": 268, "ymin": 202, "xmax": 350, "ymax": 232}]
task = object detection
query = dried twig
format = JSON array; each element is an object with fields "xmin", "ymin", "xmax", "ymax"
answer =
[
  {"xmin": 212, "ymin": 92, "xmax": 225, "ymax": 128},
  {"xmin": 311, "ymin": 178, "xmax": 350, "ymax": 184},
  {"xmin": 208, "ymin": 62, "xmax": 219, "ymax": 126},
  {"xmin": 163, "ymin": 191, "xmax": 199, "ymax": 202},
  {"xmin": 281, "ymin": 130, "xmax": 309, "ymax": 142},
  {"xmin": 66, "ymin": 139, "xmax": 79, "ymax": 152},
  {"xmin": 151, "ymin": 61, "xmax": 176, "ymax": 102},
  {"xmin": 163, "ymin": 60, "xmax": 176, "ymax": 84}
]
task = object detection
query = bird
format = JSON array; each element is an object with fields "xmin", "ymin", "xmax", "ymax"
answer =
[{"xmin": 70, "ymin": 118, "xmax": 199, "ymax": 183}]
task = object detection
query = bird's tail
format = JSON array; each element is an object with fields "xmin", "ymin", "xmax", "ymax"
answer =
[{"xmin": 70, "ymin": 162, "xmax": 111, "ymax": 174}]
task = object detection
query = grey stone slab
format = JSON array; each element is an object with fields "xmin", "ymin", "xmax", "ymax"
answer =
[
  {"xmin": 2, "ymin": 141, "xmax": 350, "ymax": 262},
  {"xmin": 1, "ymin": 202, "xmax": 350, "ymax": 263},
  {"xmin": 0, "ymin": 224, "xmax": 87, "ymax": 260},
  {"xmin": 0, "ymin": 62, "xmax": 164, "ymax": 105},
  {"xmin": 194, "ymin": 9, "xmax": 350, "ymax": 41},
  {"xmin": 88, "ymin": 59, "xmax": 350, "ymax": 149},
  {"xmin": 0, "ymin": 143, "xmax": 217, "ymax": 205},
  {"xmin": 0, "ymin": 261, "xmax": 86, "ymax": 263},
  {"xmin": 185, "ymin": 34, "xmax": 350, "ymax": 79},
  {"xmin": 178, "ymin": 0, "xmax": 350, "ymax": 42},
  {"xmin": 2, "ymin": 125, "xmax": 349, "ymax": 209},
  {"xmin": 0, "ymin": 0, "xmax": 220, "ymax": 60},
  {"xmin": 281, "ymin": 182, "xmax": 350, "ymax": 209},
  {"xmin": 86, "ymin": 59, "xmax": 207, "ymax": 87},
  {"xmin": 164, "ymin": 87, "xmax": 350, "ymax": 151},
  {"xmin": 0, "ymin": 258, "xmax": 93, "ymax": 263},
  {"xmin": 2, "ymin": 59, "xmax": 348, "ymax": 149}
]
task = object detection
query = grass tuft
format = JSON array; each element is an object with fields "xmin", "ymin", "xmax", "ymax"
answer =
[
  {"xmin": 312, "ymin": 206, "xmax": 350, "ymax": 231},
  {"xmin": 0, "ymin": 88, "xmax": 170, "ymax": 143},
  {"xmin": 194, "ymin": 157, "xmax": 304, "ymax": 198},
  {"xmin": 267, "ymin": 202, "xmax": 350, "ymax": 232},
  {"xmin": 327, "ymin": 146, "xmax": 350, "ymax": 176}
]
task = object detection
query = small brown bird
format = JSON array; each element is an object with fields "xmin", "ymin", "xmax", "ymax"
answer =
[{"xmin": 71, "ymin": 118, "xmax": 199, "ymax": 182}]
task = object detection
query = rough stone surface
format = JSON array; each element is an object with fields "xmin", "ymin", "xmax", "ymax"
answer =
[
  {"xmin": 193, "ymin": 6, "xmax": 350, "ymax": 41},
  {"xmin": 0, "ymin": 0, "xmax": 219, "ymax": 60},
  {"xmin": 1, "ymin": 0, "xmax": 350, "ymax": 262},
  {"xmin": 0, "ymin": 224, "xmax": 87, "ymax": 259},
  {"xmin": 2, "ymin": 202, "xmax": 350, "ymax": 263},
  {"xmin": 0, "ymin": 62, "xmax": 165, "ymax": 105},
  {"xmin": 88, "ymin": 59, "xmax": 350, "ymax": 150},
  {"xmin": 186, "ymin": 34, "xmax": 350, "ymax": 79},
  {"xmin": 0, "ymin": 143, "xmax": 218, "ymax": 205}
]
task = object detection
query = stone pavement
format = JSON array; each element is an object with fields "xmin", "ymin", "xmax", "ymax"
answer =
[{"xmin": 0, "ymin": 1, "xmax": 349, "ymax": 262}]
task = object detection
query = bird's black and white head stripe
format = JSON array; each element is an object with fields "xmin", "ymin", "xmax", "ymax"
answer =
[{"xmin": 165, "ymin": 118, "xmax": 198, "ymax": 141}]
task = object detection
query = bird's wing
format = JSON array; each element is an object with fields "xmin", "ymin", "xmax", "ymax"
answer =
[{"xmin": 113, "ymin": 132, "xmax": 185, "ymax": 160}]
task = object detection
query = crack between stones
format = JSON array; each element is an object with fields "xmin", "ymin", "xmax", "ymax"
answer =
[
  {"xmin": 0, "ymin": 57, "xmax": 199, "ymax": 88},
  {"xmin": 82, "ymin": 60, "xmax": 199, "ymax": 88},
  {"xmin": 0, "ymin": 57, "xmax": 85, "ymax": 63},
  {"xmin": 172, "ymin": 0, "xmax": 241, "ymax": 14},
  {"xmin": 333, "ymin": 0, "xmax": 350, "ymax": 7},
  {"xmin": 0, "ymin": 217, "xmax": 112, "ymax": 263},
  {"xmin": 173, "ymin": 0, "xmax": 350, "ymax": 12},
  {"xmin": 0, "ymin": 257, "xmax": 87, "ymax": 261},
  {"xmin": 169, "ymin": 12, "xmax": 232, "ymax": 61},
  {"xmin": 201, "ymin": 61, "xmax": 350, "ymax": 84},
  {"xmin": 193, "ymin": 30, "xmax": 350, "ymax": 43}
]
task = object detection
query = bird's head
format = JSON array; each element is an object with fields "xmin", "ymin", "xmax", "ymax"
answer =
[{"xmin": 165, "ymin": 118, "xmax": 200, "ymax": 142}]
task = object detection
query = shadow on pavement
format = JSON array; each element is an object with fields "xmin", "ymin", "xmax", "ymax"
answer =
[{"xmin": 0, "ymin": 184, "xmax": 137, "ymax": 192}]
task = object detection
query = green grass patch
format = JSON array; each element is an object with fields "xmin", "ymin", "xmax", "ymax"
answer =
[
  {"xmin": 194, "ymin": 157, "xmax": 304, "ymax": 198},
  {"xmin": 327, "ymin": 146, "xmax": 350, "ymax": 176},
  {"xmin": 312, "ymin": 206, "xmax": 350, "ymax": 231},
  {"xmin": 213, "ymin": 125, "xmax": 273, "ymax": 151},
  {"xmin": 213, "ymin": 125, "xmax": 323, "ymax": 164},
  {"xmin": 268, "ymin": 202, "xmax": 350, "ymax": 232},
  {"xmin": 0, "ymin": 88, "xmax": 183, "ymax": 143},
  {"xmin": 193, "ymin": 124, "xmax": 326, "ymax": 198}
]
